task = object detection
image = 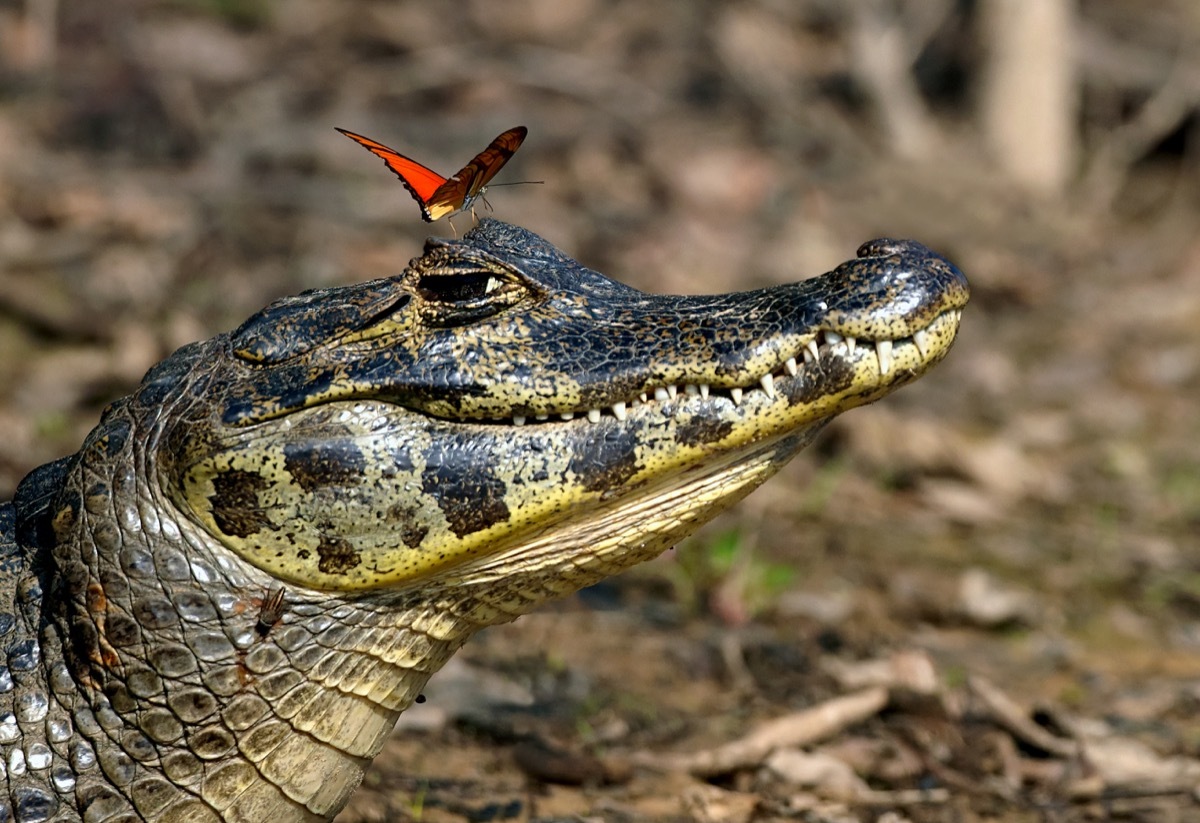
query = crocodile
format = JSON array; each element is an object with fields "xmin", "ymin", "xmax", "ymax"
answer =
[{"xmin": 0, "ymin": 219, "xmax": 967, "ymax": 821}]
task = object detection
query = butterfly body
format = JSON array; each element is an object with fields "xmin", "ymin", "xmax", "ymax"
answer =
[{"xmin": 338, "ymin": 126, "xmax": 527, "ymax": 223}]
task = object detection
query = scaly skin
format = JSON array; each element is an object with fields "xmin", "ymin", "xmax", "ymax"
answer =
[{"xmin": 0, "ymin": 220, "xmax": 967, "ymax": 821}]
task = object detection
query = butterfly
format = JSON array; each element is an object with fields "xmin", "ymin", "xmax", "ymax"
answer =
[{"xmin": 337, "ymin": 125, "xmax": 528, "ymax": 225}]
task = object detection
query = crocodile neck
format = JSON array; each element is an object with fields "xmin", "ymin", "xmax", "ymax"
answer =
[
  {"xmin": 1, "ymin": 220, "xmax": 968, "ymax": 821},
  {"xmin": 56, "ymin": 415, "xmax": 466, "ymax": 819},
  {"xmin": 3, "ymin": 414, "xmax": 833, "ymax": 823}
]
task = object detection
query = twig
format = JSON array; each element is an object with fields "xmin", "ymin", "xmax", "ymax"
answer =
[
  {"xmin": 968, "ymin": 676, "xmax": 1077, "ymax": 758},
  {"xmin": 1080, "ymin": 47, "xmax": 1200, "ymax": 211},
  {"xmin": 636, "ymin": 687, "xmax": 888, "ymax": 777},
  {"xmin": 845, "ymin": 0, "xmax": 941, "ymax": 160},
  {"xmin": 854, "ymin": 787, "xmax": 951, "ymax": 806}
]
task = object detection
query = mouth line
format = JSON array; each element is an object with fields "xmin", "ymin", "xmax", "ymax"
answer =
[{"xmin": 477, "ymin": 308, "xmax": 964, "ymax": 427}]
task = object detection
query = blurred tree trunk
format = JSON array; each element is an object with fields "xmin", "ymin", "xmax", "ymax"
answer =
[{"xmin": 978, "ymin": 0, "xmax": 1079, "ymax": 196}]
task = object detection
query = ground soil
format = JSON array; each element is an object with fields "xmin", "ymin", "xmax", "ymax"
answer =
[{"xmin": 1, "ymin": 2, "xmax": 1198, "ymax": 821}]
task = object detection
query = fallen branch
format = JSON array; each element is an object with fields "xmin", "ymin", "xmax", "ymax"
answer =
[
  {"xmin": 968, "ymin": 675, "xmax": 1077, "ymax": 758},
  {"xmin": 637, "ymin": 687, "xmax": 888, "ymax": 778}
]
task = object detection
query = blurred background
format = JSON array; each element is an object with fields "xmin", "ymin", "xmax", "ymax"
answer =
[{"xmin": 1, "ymin": 0, "xmax": 1198, "ymax": 820}]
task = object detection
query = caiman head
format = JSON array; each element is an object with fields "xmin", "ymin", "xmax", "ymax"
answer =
[
  {"xmin": 155, "ymin": 219, "xmax": 967, "ymax": 602},
  {"xmin": 42, "ymin": 219, "xmax": 966, "ymax": 820},
  {"xmin": 154, "ymin": 220, "xmax": 967, "ymax": 601}
]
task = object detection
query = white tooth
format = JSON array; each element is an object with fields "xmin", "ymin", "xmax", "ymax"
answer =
[
  {"xmin": 611, "ymin": 402, "xmax": 627, "ymax": 421},
  {"xmin": 640, "ymin": 392, "xmax": 649, "ymax": 403},
  {"xmin": 784, "ymin": 357, "xmax": 798, "ymax": 376},
  {"xmin": 513, "ymin": 416, "xmax": 526, "ymax": 426},
  {"xmin": 759, "ymin": 373, "xmax": 776, "ymax": 397},
  {"xmin": 560, "ymin": 412, "xmax": 575, "ymax": 421},
  {"xmin": 630, "ymin": 397, "xmax": 643, "ymax": 408},
  {"xmin": 913, "ymin": 329, "xmax": 930, "ymax": 358},
  {"xmin": 485, "ymin": 277, "xmax": 500, "ymax": 293},
  {"xmin": 875, "ymin": 339, "xmax": 893, "ymax": 375},
  {"xmin": 654, "ymin": 388, "xmax": 670, "ymax": 402},
  {"xmin": 730, "ymin": 387, "xmax": 743, "ymax": 406},
  {"xmin": 587, "ymin": 408, "xmax": 601, "ymax": 423},
  {"xmin": 536, "ymin": 413, "xmax": 549, "ymax": 421},
  {"xmin": 846, "ymin": 336, "xmax": 857, "ymax": 355},
  {"xmin": 803, "ymin": 346, "xmax": 816, "ymax": 365},
  {"xmin": 684, "ymin": 384, "xmax": 699, "ymax": 396},
  {"xmin": 825, "ymin": 330, "xmax": 843, "ymax": 345},
  {"xmin": 699, "ymin": 384, "xmax": 710, "ymax": 398},
  {"xmin": 806, "ymin": 339, "xmax": 820, "ymax": 362},
  {"xmin": 667, "ymin": 384, "xmax": 678, "ymax": 399}
]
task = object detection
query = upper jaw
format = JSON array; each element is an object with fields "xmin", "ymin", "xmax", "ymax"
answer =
[
  {"xmin": 215, "ymin": 235, "xmax": 967, "ymax": 430},
  {"xmin": 466, "ymin": 304, "xmax": 965, "ymax": 427}
]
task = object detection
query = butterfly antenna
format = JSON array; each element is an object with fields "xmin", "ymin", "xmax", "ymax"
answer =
[{"xmin": 488, "ymin": 180, "xmax": 544, "ymax": 188}]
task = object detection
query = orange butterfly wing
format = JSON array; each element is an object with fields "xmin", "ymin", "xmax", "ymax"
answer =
[
  {"xmin": 336, "ymin": 128, "xmax": 448, "ymax": 217},
  {"xmin": 338, "ymin": 126, "xmax": 527, "ymax": 223},
  {"xmin": 424, "ymin": 126, "xmax": 528, "ymax": 222}
]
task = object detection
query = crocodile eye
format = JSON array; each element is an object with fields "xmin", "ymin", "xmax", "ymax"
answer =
[{"xmin": 417, "ymin": 273, "xmax": 501, "ymax": 303}]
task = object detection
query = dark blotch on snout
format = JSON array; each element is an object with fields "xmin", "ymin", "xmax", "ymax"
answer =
[
  {"xmin": 316, "ymin": 536, "xmax": 361, "ymax": 575},
  {"xmin": 210, "ymin": 470, "xmax": 273, "ymax": 538},
  {"xmin": 283, "ymin": 440, "xmax": 368, "ymax": 494},
  {"xmin": 422, "ymin": 438, "xmax": 511, "ymax": 538},
  {"xmin": 569, "ymin": 427, "xmax": 641, "ymax": 493},
  {"xmin": 675, "ymin": 415, "xmax": 734, "ymax": 449}
]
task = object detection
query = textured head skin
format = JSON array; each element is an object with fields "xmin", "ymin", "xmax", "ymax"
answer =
[
  {"xmin": 3, "ymin": 220, "xmax": 966, "ymax": 821},
  {"xmin": 159, "ymin": 221, "xmax": 968, "ymax": 590}
]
